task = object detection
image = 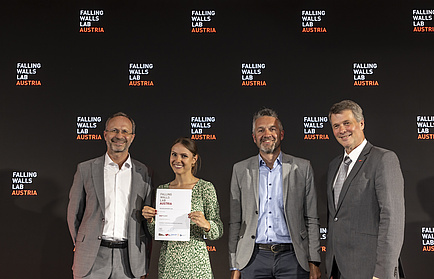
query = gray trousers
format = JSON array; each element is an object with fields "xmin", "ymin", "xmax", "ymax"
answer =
[{"xmin": 74, "ymin": 246, "xmax": 138, "ymax": 279}]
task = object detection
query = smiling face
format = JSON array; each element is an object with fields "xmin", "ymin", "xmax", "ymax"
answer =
[
  {"xmin": 170, "ymin": 143, "xmax": 198, "ymax": 176},
  {"xmin": 330, "ymin": 109, "xmax": 365, "ymax": 154},
  {"xmin": 104, "ymin": 116, "xmax": 135, "ymax": 156},
  {"xmin": 252, "ymin": 116, "xmax": 284, "ymax": 156}
]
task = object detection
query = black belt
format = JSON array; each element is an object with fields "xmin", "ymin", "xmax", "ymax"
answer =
[
  {"xmin": 257, "ymin": 243, "xmax": 294, "ymax": 253},
  {"xmin": 100, "ymin": 240, "xmax": 128, "ymax": 249}
]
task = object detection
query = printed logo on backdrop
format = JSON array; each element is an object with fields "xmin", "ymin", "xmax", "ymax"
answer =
[
  {"xmin": 190, "ymin": 116, "xmax": 216, "ymax": 140},
  {"xmin": 241, "ymin": 63, "xmax": 266, "ymax": 86},
  {"xmin": 416, "ymin": 116, "xmax": 434, "ymax": 140},
  {"xmin": 353, "ymin": 63, "xmax": 379, "ymax": 86},
  {"xmin": 16, "ymin": 63, "xmax": 42, "ymax": 86},
  {"xmin": 79, "ymin": 10, "xmax": 104, "ymax": 33},
  {"xmin": 128, "ymin": 63, "xmax": 154, "ymax": 86},
  {"xmin": 207, "ymin": 245, "xmax": 217, "ymax": 252},
  {"xmin": 11, "ymin": 171, "xmax": 38, "ymax": 196},
  {"xmin": 422, "ymin": 227, "xmax": 434, "ymax": 251},
  {"xmin": 76, "ymin": 116, "xmax": 103, "ymax": 140},
  {"xmin": 320, "ymin": 227, "xmax": 327, "ymax": 252},
  {"xmin": 204, "ymin": 236, "xmax": 217, "ymax": 252},
  {"xmin": 301, "ymin": 10, "xmax": 327, "ymax": 33},
  {"xmin": 303, "ymin": 116, "xmax": 329, "ymax": 140},
  {"xmin": 413, "ymin": 10, "xmax": 434, "ymax": 32},
  {"xmin": 191, "ymin": 10, "xmax": 216, "ymax": 33}
]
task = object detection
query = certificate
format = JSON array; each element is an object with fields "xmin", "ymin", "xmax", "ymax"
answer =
[{"xmin": 155, "ymin": 188, "xmax": 192, "ymax": 241}]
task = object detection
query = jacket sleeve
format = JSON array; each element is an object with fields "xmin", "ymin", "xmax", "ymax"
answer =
[
  {"xmin": 373, "ymin": 151, "xmax": 405, "ymax": 278},
  {"xmin": 228, "ymin": 164, "xmax": 241, "ymax": 269},
  {"xmin": 304, "ymin": 162, "xmax": 321, "ymax": 263},
  {"xmin": 67, "ymin": 164, "xmax": 86, "ymax": 245}
]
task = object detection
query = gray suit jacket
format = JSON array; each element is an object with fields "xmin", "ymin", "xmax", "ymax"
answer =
[
  {"xmin": 326, "ymin": 142, "xmax": 405, "ymax": 279},
  {"xmin": 229, "ymin": 153, "xmax": 321, "ymax": 271},
  {"xmin": 67, "ymin": 155, "xmax": 152, "ymax": 278}
]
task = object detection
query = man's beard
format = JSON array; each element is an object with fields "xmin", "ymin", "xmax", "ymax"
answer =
[{"xmin": 260, "ymin": 138, "xmax": 279, "ymax": 154}]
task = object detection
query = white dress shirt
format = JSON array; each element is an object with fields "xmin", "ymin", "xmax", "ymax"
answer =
[
  {"xmin": 333, "ymin": 139, "xmax": 367, "ymax": 186},
  {"xmin": 102, "ymin": 153, "xmax": 132, "ymax": 241},
  {"xmin": 345, "ymin": 138, "xmax": 367, "ymax": 174}
]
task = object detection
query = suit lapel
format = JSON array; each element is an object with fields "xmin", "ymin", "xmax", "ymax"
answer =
[
  {"xmin": 250, "ymin": 158, "xmax": 260, "ymax": 211},
  {"xmin": 128, "ymin": 160, "xmax": 141, "ymax": 240},
  {"xmin": 92, "ymin": 156, "xmax": 105, "ymax": 215},
  {"xmin": 335, "ymin": 142, "xmax": 372, "ymax": 211},
  {"xmin": 129, "ymin": 160, "xmax": 141, "ymax": 215},
  {"xmin": 281, "ymin": 153, "xmax": 292, "ymax": 212},
  {"xmin": 328, "ymin": 156, "xmax": 342, "ymax": 215}
]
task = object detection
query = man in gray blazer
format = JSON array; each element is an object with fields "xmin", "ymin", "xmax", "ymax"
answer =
[
  {"xmin": 67, "ymin": 112, "xmax": 152, "ymax": 279},
  {"xmin": 326, "ymin": 100, "xmax": 404, "ymax": 279},
  {"xmin": 229, "ymin": 108, "xmax": 321, "ymax": 279}
]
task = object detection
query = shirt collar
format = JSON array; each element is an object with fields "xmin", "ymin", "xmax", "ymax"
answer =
[
  {"xmin": 104, "ymin": 153, "xmax": 132, "ymax": 169},
  {"xmin": 344, "ymin": 138, "xmax": 367, "ymax": 163},
  {"xmin": 258, "ymin": 152, "xmax": 282, "ymax": 168}
]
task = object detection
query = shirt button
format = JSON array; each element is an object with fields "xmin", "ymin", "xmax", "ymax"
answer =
[
  {"xmin": 251, "ymin": 235, "xmax": 256, "ymax": 239},
  {"xmin": 98, "ymin": 236, "xmax": 102, "ymax": 240},
  {"xmin": 269, "ymin": 197, "xmax": 272, "ymax": 200},
  {"xmin": 269, "ymin": 211, "xmax": 272, "ymax": 214},
  {"xmin": 269, "ymin": 226, "xmax": 271, "ymax": 228},
  {"xmin": 334, "ymin": 217, "xmax": 338, "ymax": 222},
  {"xmin": 255, "ymin": 211, "xmax": 259, "ymax": 214}
]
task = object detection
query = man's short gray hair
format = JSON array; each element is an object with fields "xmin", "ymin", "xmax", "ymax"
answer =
[{"xmin": 252, "ymin": 108, "xmax": 284, "ymax": 132}]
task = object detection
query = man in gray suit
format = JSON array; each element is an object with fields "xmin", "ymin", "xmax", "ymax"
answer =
[
  {"xmin": 326, "ymin": 100, "xmax": 404, "ymax": 279},
  {"xmin": 67, "ymin": 112, "xmax": 152, "ymax": 279},
  {"xmin": 229, "ymin": 108, "xmax": 321, "ymax": 279}
]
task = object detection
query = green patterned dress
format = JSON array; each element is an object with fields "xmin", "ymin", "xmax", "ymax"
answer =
[{"xmin": 148, "ymin": 179, "xmax": 223, "ymax": 279}]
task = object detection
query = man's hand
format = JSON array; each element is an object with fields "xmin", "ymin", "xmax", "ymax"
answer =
[
  {"xmin": 231, "ymin": 270, "xmax": 241, "ymax": 279},
  {"xmin": 309, "ymin": 262, "xmax": 321, "ymax": 279}
]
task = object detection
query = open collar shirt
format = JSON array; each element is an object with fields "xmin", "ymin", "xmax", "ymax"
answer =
[
  {"xmin": 102, "ymin": 153, "xmax": 132, "ymax": 241},
  {"xmin": 256, "ymin": 152, "xmax": 292, "ymax": 244}
]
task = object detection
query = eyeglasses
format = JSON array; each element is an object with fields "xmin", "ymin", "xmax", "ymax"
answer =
[{"xmin": 105, "ymin": 129, "xmax": 134, "ymax": 136}]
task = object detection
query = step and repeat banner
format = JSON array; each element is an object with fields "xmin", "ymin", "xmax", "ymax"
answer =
[{"xmin": 1, "ymin": 0, "xmax": 434, "ymax": 278}]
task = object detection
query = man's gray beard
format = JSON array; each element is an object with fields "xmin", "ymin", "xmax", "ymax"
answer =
[{"xmin": 260, "ymin": 143, "xmax": 276, "ymax": 154}]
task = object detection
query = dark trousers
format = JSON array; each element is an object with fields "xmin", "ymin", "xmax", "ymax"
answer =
[
  {"xmin": 241, "ymin": 245, "xmax": 309, "ymax": 279},
  {"xmin": 331, "ymin": 259, "xmax": 341, "ymax": 279}
]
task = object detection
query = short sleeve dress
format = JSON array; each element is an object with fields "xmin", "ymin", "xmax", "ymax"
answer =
[{"xmin": 147, "ymin": 179, "xmax": 223, "ymax": 279}]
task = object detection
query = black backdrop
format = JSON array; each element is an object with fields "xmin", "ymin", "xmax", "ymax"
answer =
[{"xmin": 1, "ymin": 0, "xmax": 434, "ymax": 278}]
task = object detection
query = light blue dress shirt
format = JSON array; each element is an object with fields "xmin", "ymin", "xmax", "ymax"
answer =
[{"xmin": 256, "ymin": 153, "xmax": 292, "ymax": 244}]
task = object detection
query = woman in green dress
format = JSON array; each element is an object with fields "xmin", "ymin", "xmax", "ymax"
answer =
[{"xmin": 142, "ymin": 137, "xmax": 223, "ymax": 279}]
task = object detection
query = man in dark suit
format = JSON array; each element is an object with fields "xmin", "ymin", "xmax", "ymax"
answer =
[
  {"xmin": 326, "ymin": 100, "xmax": 404, "ymax": 279},
  {"xmin": 67, "ymin": 112, "xmax": 152, "ymax": 279},
  {"xmin": 229, "ymin": 108, "xmax": 321, "ymax": 279}
]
